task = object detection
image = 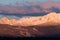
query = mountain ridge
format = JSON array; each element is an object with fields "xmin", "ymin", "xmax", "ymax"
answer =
[
  {"xmin": 0, "ymin": 12, "xmax": 60, "ymax": 37},
  {"xmin": 0, "ymin": 12, "xmax": 60, "ymax": 26}
]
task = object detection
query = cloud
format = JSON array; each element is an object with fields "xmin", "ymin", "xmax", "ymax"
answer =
[{"xmin": 0, "ymin": 2, "xmax": 60, "ymax": 14}]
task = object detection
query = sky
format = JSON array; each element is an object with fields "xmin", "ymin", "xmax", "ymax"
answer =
[
  {"xmin": 0, "ymin": 0, "xmax": 60, "ymax": 14},
  {"xmin": 0, "ymin": 0, "xmax": 60, "ymax": 5},
  {"xmin": 0, "ymin": 0, "xmax": 60, "ymax": 18}
]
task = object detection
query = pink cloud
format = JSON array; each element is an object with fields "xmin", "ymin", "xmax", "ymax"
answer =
[{"xmin": 0, "ymin": 2, "xmax": 60, "ymax": 14}]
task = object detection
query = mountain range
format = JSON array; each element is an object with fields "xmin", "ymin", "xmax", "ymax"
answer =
[
  {"xmin": 0, "ymin": 12, "xmax": 60, "ymax": 37},
  {"xmin": 0, "ymin": 12, "xmax": 60, "ymax": 26}
]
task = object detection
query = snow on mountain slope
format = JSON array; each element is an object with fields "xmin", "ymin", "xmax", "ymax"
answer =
[{"xmin": 0, "ymin": 12, "xmax": 60, "ymax": 26}]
